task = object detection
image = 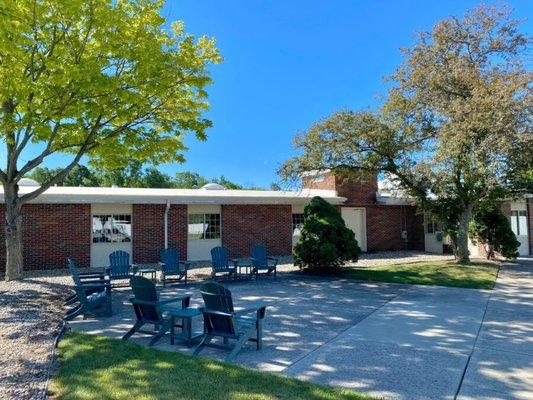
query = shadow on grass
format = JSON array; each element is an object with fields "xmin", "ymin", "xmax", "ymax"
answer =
[{"xmin": 49, "ymin": 331, "xmax": 373, "ymax": 400}]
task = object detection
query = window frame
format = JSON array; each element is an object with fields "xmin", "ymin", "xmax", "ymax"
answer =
[
  {"xmin": 511, "ymin": 210, "xmax": 528, "ymax": 236},
  {"xmin": 187, "ymin": 212, "xmax": 221, "ymax": 240},
  {"xmin": 91, "ymin": 214, "xmax": 132, "ymax": 244},
  {"xmin": 292, "ymin": 213, "xmax": 305, "ymax": 234}
]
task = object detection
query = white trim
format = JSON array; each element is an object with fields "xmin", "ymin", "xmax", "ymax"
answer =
[{"xmin": 0, "ymin": 186, "xmax": 345, "ymax": 205}]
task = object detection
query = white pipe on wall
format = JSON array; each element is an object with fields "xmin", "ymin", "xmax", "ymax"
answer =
[{"xmin": 164, "ymin": 200, "xmax": 170, "ymax": 249}]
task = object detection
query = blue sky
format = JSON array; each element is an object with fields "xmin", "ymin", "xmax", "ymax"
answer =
[{"xmin": 8, "ymin": 1, "xmax": 532, "ymax": 188}]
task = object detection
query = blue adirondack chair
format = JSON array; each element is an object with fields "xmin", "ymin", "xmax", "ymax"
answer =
[
  {"xmin": 211, "ymin": 246, "xmax": 238, "ymax": 280},
  {"xmin": 106, "ymin": 250, "xmax": 136, "ymax": 284},
  {"xmin": 250, "ymin": 244, "xmax": 278, "ymax": 279},
  {"xmin": 65, "ymin": 259, "xmax": 106, "ymax": 306},
  {"xmin": 193, "ymin": 282, "xmax": 267, "ymax": 362},
  {"xmin": 123, "ymin": 276, "xmax": 191, "ymax": 346},
  {"xmin": 159, "ymin": 248, "xmax": 190, "ymax": 286},
  {"xmin": 65, "ymin": 259, "xmax": 112, "ymax": 321}
]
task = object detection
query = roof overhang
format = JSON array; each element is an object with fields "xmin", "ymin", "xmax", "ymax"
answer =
[{"xmin": 0, "ymin": 186, "xmax": 346, "ymax": 206}]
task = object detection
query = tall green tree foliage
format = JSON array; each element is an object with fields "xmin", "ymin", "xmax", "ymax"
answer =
[
  {"xmin": 281, "ymin": 5, "xmax": 531, "ymax": 263},
  {"xmin": 469, "ymin": 201, "xmax": 520, "ymax": 260},
  {"xmin": 0, "ymin": 0, "xmax": 221, "ymax": 280},
  {"xmin": 294, "ymin": 196, "xmax": 361, "ymax": 271}
]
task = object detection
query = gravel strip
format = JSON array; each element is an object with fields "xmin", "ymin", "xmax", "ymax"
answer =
[
  {"xmin": 0, "ymin": 271, "xmax": 71, "ymax": 400},
  {"xmin": 0, "ymin": 251, "xmax": 453, "ymax": 399}
]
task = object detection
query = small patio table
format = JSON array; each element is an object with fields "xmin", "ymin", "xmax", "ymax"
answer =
[
  {"xmin": 161, "ymin": 305, "xmax": 203, "ymax": 346},
  {"xmin": 132, "ymin": 263, "xmax": 159, "ymax": 283},
  {"xmin": 237, "ymin": 263, "xmax": 254, "ymax": 280}
]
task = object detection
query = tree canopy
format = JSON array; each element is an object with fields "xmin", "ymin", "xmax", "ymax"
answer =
[
  {"xmin": 281, "ymin": 5, "xmax": 532, "ymax": 263},
  {"xmin": 1, "ymin": 0, "xmax": 222, "ymax": 280}
]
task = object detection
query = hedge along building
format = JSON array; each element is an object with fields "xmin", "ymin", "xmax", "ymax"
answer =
[{"xmin": 0, "ymin": 172, "xmax": 530, "ymax": 273}]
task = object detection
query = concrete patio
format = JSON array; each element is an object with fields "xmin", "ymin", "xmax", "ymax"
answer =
[{"xmin": 68, "ymin": 262, "xmax": 532, "ymax": 400}]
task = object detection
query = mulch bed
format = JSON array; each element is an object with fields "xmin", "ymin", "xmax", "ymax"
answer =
[{"xmin": 0, "ymin": 271, "xmax": 71, "ymax": 400}]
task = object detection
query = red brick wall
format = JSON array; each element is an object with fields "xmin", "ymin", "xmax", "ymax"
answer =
[
  {"xmin": 132, "ymin": 204, "xmax": 188, "ymax": 263},
  {"xmin": 221, "ymin": 204, "xmax": 292, "ymax": 257},
  {"xmin": 132, "ymin": 204, "xmax": 165, "ymax": 263},
  {"xmin": 0, "ymin": 203, "xmax": 91, "ymax": 273},
  {"xmin": 302, "ymin": 172, "xmax": 336, "ymax": 190},
  {"xmin": 336, "ymin": 175, "xmax": 378, "ymax": 206},
  {"xmin": 168, "ymin": 205, "xmax": 188, "ymax": 258},
  {"xmin": 366, "ymin": 205, "xmax": 423, "ymax": 251}
]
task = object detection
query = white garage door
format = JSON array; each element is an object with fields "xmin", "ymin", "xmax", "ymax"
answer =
[{"xmin": 341, "ymin": 207, "xmax": 367, "ymax": 252}]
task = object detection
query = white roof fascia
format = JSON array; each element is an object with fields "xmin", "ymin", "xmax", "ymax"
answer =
[{"xmin": 0, "ymin": 186, "xmax": 346, "ymax": 205}]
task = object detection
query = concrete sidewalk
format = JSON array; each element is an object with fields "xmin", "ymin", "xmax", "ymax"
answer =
[
  {"xmin": 69, "ymin": 262, "xmax": 532, "ymax": 400},
  {"xmin": 457, "ymin": 261, "xmax": 533, "ymax": 400}
]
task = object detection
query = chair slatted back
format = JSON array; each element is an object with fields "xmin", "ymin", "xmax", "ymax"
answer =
[
  {"xmin": 109, "ymin": 250, "xmax": 131, "ymax": 278},
  {"xmin": 200, "ymin": 282, "xmax": 237, "ymax": 337},
  {"xmin": 130, "ymin": 276, "xmax": 162, "ymax": 324},
  {"xmin": 211, "ymin": 246, "xmax": 231, "ymax": 273},
  {"xmin": 251, "ymin": 244, "xmax": 268, "ymax": 268},
  {"xmin": 160, "ymin": 248, "xmax": 181, "ymax": 274},
  {"xmin": 67, "ymin": 259, "xmax": 88, "ymax": 304}
]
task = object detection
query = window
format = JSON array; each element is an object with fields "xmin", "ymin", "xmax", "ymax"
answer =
[
  {"xmin": 292, "ymin": 213, "xmax": 305, "ymax": 235},
  {"xmin": 426, "ymin": 215, "xmax": 440, "ymax": 234},
  {"xmin": 511, "ymin": 210, "xmax": 527, "ymax": 236},
  {"xmin": 92, "ymin": 214, "xmax": 131, "ymax": 243},
  {"xmin": 188, "ymin": 213, "xmax": 221, "ymax": 240}
]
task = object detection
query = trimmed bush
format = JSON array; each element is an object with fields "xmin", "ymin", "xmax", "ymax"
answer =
[
  {"xmin": 469, "ymin": 201, "xmax": 519, "ymax": 259},
  {"xmin": 293, "ymin": 196, "xmax": 361, "ymax": 271}
]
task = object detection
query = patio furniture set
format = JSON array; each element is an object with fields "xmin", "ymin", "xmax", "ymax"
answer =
[{"xmin": 65, "ymin": 244, "xmax": 276, "ymax": 361}]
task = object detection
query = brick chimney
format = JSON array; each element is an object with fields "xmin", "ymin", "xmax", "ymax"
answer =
[{"xmin": 303, "ymin": 170, "xmax": 377, "ymax": 206}]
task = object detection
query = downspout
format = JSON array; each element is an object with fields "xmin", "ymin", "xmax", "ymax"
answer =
[{"xmin": 164, "ymin": 200, "xmax": 170, "ymax": 249}]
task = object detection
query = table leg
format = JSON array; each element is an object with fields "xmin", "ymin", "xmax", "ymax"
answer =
[{"xmin": 170, "ymin": 316, "xmax": 175, "ymax": 345}]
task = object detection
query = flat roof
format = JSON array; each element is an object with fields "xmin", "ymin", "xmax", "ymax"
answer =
[{"xmin": 0, "ymin": 185, "xmax": 346, "ymax": 205}]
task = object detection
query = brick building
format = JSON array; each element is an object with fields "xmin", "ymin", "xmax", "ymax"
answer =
[{"xmin": 0, "ymin": 172, "xmax": 531, "ymax": 273}]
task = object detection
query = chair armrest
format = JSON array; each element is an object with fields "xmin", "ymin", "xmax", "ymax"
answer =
[
  {"xmin": 158, "ymin": 261, "xmax": 166, "ymax": 267},
  {"xmin": 178, "ymin": 261, "xmax": 191, "ymax": 270},
  {"xmin": 131, "ymin": 265, "xmax": 138, "ymax": 274},
  {"xmin": 234, "ymin": 303, "xmax": 267, "ymax": 316},
  {"xmin": 228, "ymin": 259, "xmax": 238, "ymax": 267},
  {"xmin": 156, "ymin": 295, "xmax": 191, "ymax": 308},
  {"xmin": 77, "ymin": 282, "xmax": 111, "ymax": 290},
  {"xmin": 200, "ymin": 308, "xmax": 234, "ymax": 318},
  {"xmin": 267, "ymin": 257, "xmax": 279, "ymax": 266},
  {"xmin": 80, "ymin": 278, "xmax": 111, "ymax": 285},
  {"xmin": 78, "ymin": 271, "xmax": 105, "ymax": 278}
]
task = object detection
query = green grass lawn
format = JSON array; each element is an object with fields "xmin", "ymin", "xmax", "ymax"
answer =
[
  {"xmin": 344, "ymin": 260, "xmax": 499, "ymax": 289},
  {"xmin": 50, "ymin": 331, "xmax": 373, "ymax": 400}
]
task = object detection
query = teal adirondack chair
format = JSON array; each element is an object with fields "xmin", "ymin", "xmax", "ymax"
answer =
[
  {"xmin": 159, "ymin": 248, "xmax": 190, "ymax": 286},
  {"xmin": 106, "ymin": 250, "xmax": 136, "ymax": 283},
  {"xmin": 250, "ymin": 244, "xmax": 278, "ymax": 279},
  {"xmin": 193, "ymin": 282, "xmax": 267, "ymax": 362},
  {"xmin": 65, "ymin": 259, "xmax": 112, "ymax": 321},
  {"xmin": 211, "ymin": 246, "xmax": 238, "ymax": 280},
  {"xmin": 123, "ymin": 276, "xmax": 191, "ymax": 346},
  {"xmin": 65, "ymin": 259, "xmax": 106, "ymax": 306}
]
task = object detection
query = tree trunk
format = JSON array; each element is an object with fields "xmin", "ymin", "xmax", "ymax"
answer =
[
  {"xmin": 456, "ymin": 205, "xmax": 472, "ymax": 264},
  {"xmin": 3, "ymin": 185, "xmax": 23, "ymax": 281}
]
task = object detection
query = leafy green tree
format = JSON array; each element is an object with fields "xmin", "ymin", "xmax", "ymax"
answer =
[
  {"xmin": 0, "ymin": 0, "xmax": 221, "ymax": 280},
  {"xmin": 294, "ymin": 196, "xmax": 361, "ymax": 271},
  {"xmin": 143, "ymin": 167, "xmax": 173, "ymax": 188},
  {"xmin": 29, "ymin": 165, "xmax": 100, "ymax": 187},
  {"xmin": 281, "ymin": 5, "xmax": 531, "ymax": 263},
  {"xmin": 173, "ymin": 171, "xmax": 209, "ymax": 188},
  {"xmin": 213, "ymin": 175, "xmax": 243, "ymax": 190},
  {"xmin": 469, "ymin": 201, "xmax": 520, "ymax": 260}
]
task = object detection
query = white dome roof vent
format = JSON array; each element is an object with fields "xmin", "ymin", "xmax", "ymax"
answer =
[
  {"xmin": 18, "ymin": 178, "xmax": 40, "ymax": 187},
  {"xmin": 201, "ymin": 183, "xmax": 226, "ymax": 190}
]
